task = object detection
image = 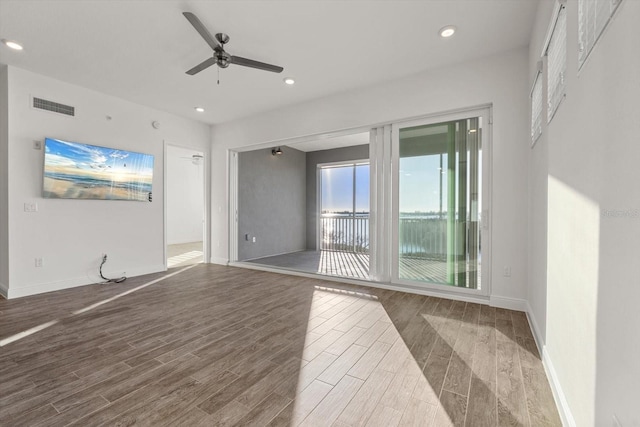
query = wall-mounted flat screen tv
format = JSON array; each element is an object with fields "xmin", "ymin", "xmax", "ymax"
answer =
[{"xmin": 43, "ymin": 137, "xmax": 154, "ymax": 201}]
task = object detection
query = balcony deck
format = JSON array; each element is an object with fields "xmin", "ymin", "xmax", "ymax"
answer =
[
  {"xmin": 246, "ymin": 250, "xmax": 370, "ymax": 280},
  {"xmin": 246, "ymin": 250, "xmax": 481, "ymax": 288}
]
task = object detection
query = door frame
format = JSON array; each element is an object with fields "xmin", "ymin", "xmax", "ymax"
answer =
[
  {"xmin": 163, "ymin": 142, "xmax": 209, "ymax": 269},
  {"xmin": 316, "ymin": 159, "xmax": 371, "ymax": 253},
  {"xmin": 226, "ymin": 104, "xmax": 493, "ymax": 299}
]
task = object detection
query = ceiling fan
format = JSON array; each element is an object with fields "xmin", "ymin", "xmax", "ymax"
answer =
[{"xmin": 182, "ymin": 12, "xmax": 284, "ymax": 76}]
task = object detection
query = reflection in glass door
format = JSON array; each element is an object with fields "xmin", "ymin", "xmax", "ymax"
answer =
[{"xmin": 395, "ymin": 116, "xmax": 483, "ymax": 290}]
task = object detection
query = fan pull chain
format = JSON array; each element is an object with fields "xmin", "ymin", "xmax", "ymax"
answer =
[{"xmin": 217, "ymin": 66, "xmax": 220, "ymax": 85}]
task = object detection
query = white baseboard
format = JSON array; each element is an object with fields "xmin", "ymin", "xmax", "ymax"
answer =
[
  {"xmin": 489, "ymin": 295, "xmax": 528, "ymax": 312},
  {"xmin": 242, "ymin": 249, "xmax": 309, "ymax": 262},
  {"xmin": 167, "ymin": 239, "xmax": 203, "ymax": 245},
  {"xmin": 0, "ymin": 281, "xmax": 8, "ymax": 299},
  {"xmin": 541, "ymin": 347, "xmax": 576, "ymax": 427},
  {"xmin": 4, "ymin": 264, "xmax": 166, "ymax": 299},
  {"xmin": 210, "ymin": 256, "xmax": 229, "ymax": 266},
  {"xmin": 526, "ymin": 302, "xmax": 575, "ymax": 427},
  {"xmin": 524, "ymin": 301, "xmax": 544, "ymax": 354}
]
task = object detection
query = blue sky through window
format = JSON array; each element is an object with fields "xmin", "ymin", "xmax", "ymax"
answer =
[
  {"xmin": 399, "ymin": 155, "xmax": 448, "ymax": 213},
  {"xmin": 321, "ymin": 164, "xmax": 369, "ymax": 214}
]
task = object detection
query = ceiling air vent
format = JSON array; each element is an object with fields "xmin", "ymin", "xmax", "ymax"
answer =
[{"xmin": 32, "ymin": 97, "xmax": 75, "ymax": 117}]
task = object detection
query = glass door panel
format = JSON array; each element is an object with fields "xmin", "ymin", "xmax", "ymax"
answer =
[
  {"xmin": 396, "ymin": 117, "xmax": 482, "ymax": 289},
  {"xmin": 320, "ymin": 166, "xmax": 354, "ymax": 251},
  {"xmin": 320, "ymin": 162, "xmax": 370, "ymax": 254}
]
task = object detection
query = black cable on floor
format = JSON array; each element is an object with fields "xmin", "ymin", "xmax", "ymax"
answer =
[{"xmin": 99, "ymin": 255, "xmax": 127, "ymax": 284}]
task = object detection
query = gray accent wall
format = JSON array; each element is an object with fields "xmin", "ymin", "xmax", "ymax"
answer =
[
  {"xmin": 238, "ymin": 146, "xmax": 306, "ymax": 261},
  {"xmin": 305, "ymin": 144, "xmax": 369, "ymax": 250}
]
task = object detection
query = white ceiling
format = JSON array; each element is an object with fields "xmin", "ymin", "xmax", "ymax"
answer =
[
  {"xmin": 0, "ymin": 0, "xmax": 539, "ymax": 126},
  {"xmin": 290, "ymin": 132, "xmax": 370, "ymax": 152}
]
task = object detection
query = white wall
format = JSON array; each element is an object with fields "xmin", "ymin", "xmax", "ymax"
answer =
[
  {"xmin": 529, "ymin": 1, "xmax": 640, "ymax": 426},
  {"xmin": 0, "ymin": 66, "xmax": 8, "ymax": 296},
  {"xmin": 166, "ymin": 145, "xmax": 204, "ymax": 245},
  {"xmin": 211, "ymin": 48, "xmax": 530, "ymax": 305},
  {"xmin": 527, "ymin": 0, "xmax": 555, "ymax": 356},
  {"xmin": 4, "ymin": 66, "xmax": 210, "ymax": 298}
]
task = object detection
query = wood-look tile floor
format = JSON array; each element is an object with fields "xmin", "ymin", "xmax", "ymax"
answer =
[{"xmin": 0, "ymin": 264, "xmax": 562, "ymax": 426}]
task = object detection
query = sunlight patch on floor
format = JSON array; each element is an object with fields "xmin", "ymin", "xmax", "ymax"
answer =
[
  {"xmin": 0, "ymin": 319, "xmax": 60, "ymax": 347},
  {"xmin": 0, "ymin": 264, "xmax": 198, "ymax": 347},
  {"xmin": 290, "ymin": 285, "xmax": 440, "ymax": 426},
  {"xmin": 167, "ymin": 250, "xmax": 203, "ymax": 267}
]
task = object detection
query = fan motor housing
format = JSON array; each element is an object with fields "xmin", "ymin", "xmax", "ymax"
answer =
[{"xmin": 215, "ymin": 49, "xmax": 232, "ymax": 68}]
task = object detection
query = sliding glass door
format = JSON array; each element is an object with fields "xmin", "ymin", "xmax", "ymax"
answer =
[{"xmin": 392, "ymin": 110, "xmax": 489, "ymax": 293}]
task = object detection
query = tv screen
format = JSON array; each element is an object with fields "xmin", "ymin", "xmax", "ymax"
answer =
[{"xmin": 43, "ymin": 138, "xmax": 154, "ymax": 201}]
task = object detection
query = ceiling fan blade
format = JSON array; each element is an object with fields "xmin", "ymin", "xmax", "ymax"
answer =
[
  {"xmin": 186, "ymin": 57, "xmax": 217, "ymax": 75},
  {"xmin": 183, "ymin": 12, "xmax": 220, "ymax": 51},
  {"xmin": 230, "ymin": 55, "xmax": 284, "ymax": 73}
]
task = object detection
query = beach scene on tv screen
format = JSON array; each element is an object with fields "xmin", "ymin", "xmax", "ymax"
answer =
[{"xmin": 43, "ymin": 138, "xmax": 154, "ymax": 201}]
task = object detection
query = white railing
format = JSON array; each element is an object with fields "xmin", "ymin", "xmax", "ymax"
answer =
[
  {"xmin": 398, "ymin": 217, "xmax": 447, "ymax": 259},
  {"xmin": 320, "ymin": 215, "xmax": 450, "ymax": 258},
  {"xmin": 321, "ymin": 215, "xmax": 370, "ymax": 253}
]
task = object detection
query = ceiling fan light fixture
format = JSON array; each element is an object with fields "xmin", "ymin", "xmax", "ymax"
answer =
[
  {"xmin": 2, "ymin": 39, "xmax": 23, "ymax": 50},
  {"xmin": 439, "ymin": 25, "xmax": 457, "ymax": 38},
  {"xmin": 194, "ymin": 107, "xmax": 205, "ymax": 112},
  {"xmin": 283, "ymin": 77, "xmax": 295, "ymax": 85}
]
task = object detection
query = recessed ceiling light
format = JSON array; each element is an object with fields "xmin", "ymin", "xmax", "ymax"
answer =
[
  {"xmin": 283, "ymin": 77, "xmax": 295, "ymax": 85},
  {"xmin": 194, "ymin": 107, "xmax": 205, "ymax": 112},
  {"xmin": 439, "ymin": 26, "xmax": 457, "ymax": 38},
  {"xmin": 2, "ymin": 39, "xmax": 23, "ymax": 50}
]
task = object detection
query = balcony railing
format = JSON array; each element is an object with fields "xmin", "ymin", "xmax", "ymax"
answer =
[
  {"xmin": 398, "ymin": 217, "xmax": 447, "ymax": 260},
  {"xmin": 320, "ymin": 214, "xmax": 451, "ymax": 259},
  {"xmin": 321, "ymin": 215, "xmax": 370, "ymax": 253}
]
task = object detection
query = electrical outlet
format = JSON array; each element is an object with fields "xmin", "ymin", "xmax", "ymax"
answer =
[
  {"xmin": 252, "ymin": 236, "xmax": 256, "ymax": 243},
  {"xmin": 503, "ymin": 266, "xmax": 511, "ymax": 277},
  {"xmin": 35, "ymin": 258, "xmax": 43, "ymax": 267},
  {"xmin": 24, "ymin": 202, "xmax": 38, "ymax": 212}
]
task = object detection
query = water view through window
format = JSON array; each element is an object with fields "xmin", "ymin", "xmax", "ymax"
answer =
[
  {"xmin": 320, "ymin": 163, "xmax": 370, "ymax": 254},
  {"xmin": 398, "ymin": 118, "xmax": 482, "ymax": 289}
]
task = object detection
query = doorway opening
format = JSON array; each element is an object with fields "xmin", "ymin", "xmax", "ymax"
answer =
[
  {"xmin": 166, "ymin": 145, "xmax": 205, "ymax": 268},
  {"xmin": 230, "ymin": 105, "xmax": 491, "ymax": 297},
  {"xmin": 317, "ymin": 160, "xmax": 370, "ymax": 278},
  {"xmin": 235, "ymin": 131, "xmax": 372, "ymax": 281}
]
